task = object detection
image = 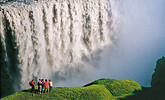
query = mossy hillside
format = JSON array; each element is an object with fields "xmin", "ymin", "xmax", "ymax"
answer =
[
  {"xmin": 54, "ymin": 85, "xmax": 114, "ymax": 100},
  {"xmin": 2, "ymin": 85, "xmax": 114, "ymax": 100},
  {"xmin": 2, "ymin": 79, "xmax": 141, "ymax": 100},
  {"xmin": 84, "ymin": 79, "xmax": 142, "ymax": 96}
]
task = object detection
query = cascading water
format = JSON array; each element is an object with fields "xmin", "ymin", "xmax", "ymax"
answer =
[
  {"xmin": 1, "ymin": 0, "xmax": 165, "ymax": 98},
  {"xmin": 0, "ymin": 0, "xmax": 119, "ymax": 97}
]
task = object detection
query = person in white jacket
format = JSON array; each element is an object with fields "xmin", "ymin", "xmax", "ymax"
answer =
[{"xmin": 49, "ymin": 79, "xmax": 53, "ymax": 92}]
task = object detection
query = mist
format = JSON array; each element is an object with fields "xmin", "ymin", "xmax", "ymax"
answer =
[
  {"xmin": 50, "ymin": 0, "xmax": 165, "ymax": 87},
  {"xmin": 53, "ymin": 0, "xmax": 165, "ymax": 87},
  {"xmin": 97, "ymin": 0, "xmax": 165, "ymax": 87},
  {"xmin": 1, "ymin": 1, "xmax": 164, "ymax": 97}
]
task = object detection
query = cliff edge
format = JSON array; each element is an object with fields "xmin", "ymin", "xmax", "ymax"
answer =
[{"xmin": 151, "ymin": 56, "xmax": 165, "ymax": 87}]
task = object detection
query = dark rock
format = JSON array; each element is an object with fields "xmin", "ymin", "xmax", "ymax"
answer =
[{"xmin": 151, "ymin": 56, "xmax": 165, "ymax": 87}]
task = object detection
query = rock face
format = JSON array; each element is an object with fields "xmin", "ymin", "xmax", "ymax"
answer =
[{"xmin": 151, "ymin": 56, "xmax": 165, "ymax": 87}]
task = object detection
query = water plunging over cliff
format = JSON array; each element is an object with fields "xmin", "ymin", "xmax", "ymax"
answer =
[{"xmin": 0, "ymin": 0, "xmax": 119, "ymax": 97}]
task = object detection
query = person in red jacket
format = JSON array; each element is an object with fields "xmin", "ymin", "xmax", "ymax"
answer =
[
  {"xmin": 29, "ymin": 79, "xmax": 35, "ymax": 93},
  {"xmin": 44, "ymin": 79, "xmax": 49, "ymax": 93}
]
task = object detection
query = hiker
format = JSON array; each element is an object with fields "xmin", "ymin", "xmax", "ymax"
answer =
[
  {"xmin": 29, "ymin": 79, "xmax": 35, "ymax": 93},
  {"xmin": 38, "ymin": 79, "xmax": 42, "ymax": 94},
  {"xmin": 41, "ymin": 79, "xmax": 45, "ymax": 93},
  {"xmin": 44, "ymin": 79, "xmax": 49, "ymax": 93},
  {"xmin": 49, "ymin": 79, "xmax": 53, "ymax": 92}
]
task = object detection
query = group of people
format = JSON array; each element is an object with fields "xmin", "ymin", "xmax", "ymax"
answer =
[{"xmin": 29, "ymin": 79, "xmax": 53, "ymax": 94}]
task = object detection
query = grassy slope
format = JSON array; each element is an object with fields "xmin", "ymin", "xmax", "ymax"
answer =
[
  {"xmin": 84, "ymin": 79, "xmax": 142, "ymax": 98},
  {"xmin": 2, "ymin": 79, "xmax": 141, "ymax": 100}
]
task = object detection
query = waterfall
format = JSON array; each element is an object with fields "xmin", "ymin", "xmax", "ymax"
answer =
[{"xmin": 0, "ymin": 0, "xmax": 118, "ymax": 97}]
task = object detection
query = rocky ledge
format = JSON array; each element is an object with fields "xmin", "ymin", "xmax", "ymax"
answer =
[{"xmin": 151, "ymin": 56, "xmax": 165, "ymax": 87}]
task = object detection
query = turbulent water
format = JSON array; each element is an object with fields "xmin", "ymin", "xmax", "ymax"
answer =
[{"xmin": 0, "ymin": 0, "xmax": 119, "ymax": 97}]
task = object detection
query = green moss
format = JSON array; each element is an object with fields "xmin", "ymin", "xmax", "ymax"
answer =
[
  {"xmin": 84, "ymin": 78, "xmax": 142, "ymax": 96},
  {"xmin": 2, "ymin": 85, "xmax": 114, "ymax": 100},
  {"xmin": 2, "ymin": 79, "xmax": 141, "ymax": 100}
]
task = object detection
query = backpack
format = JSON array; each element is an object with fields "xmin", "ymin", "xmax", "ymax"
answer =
[{"xmin": 29, "ymin": 81, "xmax": 32, "ymax": 86}]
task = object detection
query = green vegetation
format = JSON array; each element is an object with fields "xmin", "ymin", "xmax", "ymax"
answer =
[
  {"xmin": 84, "ymin": 79, "xmax": 142, "ymax": 98},
  {"xmin": 2, "ymin": 79, "xmax": 142, "ymax": 100}
]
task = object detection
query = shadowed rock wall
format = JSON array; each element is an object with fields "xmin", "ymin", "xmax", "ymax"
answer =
[{"xmin": 151, "ymin": 56, "xmax": 165, "ymax": 87}]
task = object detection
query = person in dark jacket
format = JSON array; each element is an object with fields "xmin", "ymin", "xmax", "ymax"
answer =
[{"xmin": 38, "ymin": 79, "xmax": 42, "ymax": 94}]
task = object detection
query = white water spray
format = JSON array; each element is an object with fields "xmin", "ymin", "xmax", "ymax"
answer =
[
  {"xmin": 1, "ymin": 0, "xmax": 164, "ymax": 98},
  {"xmin": 0, "ymin": 0, "xmax": 119, "ymax": 97}
]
